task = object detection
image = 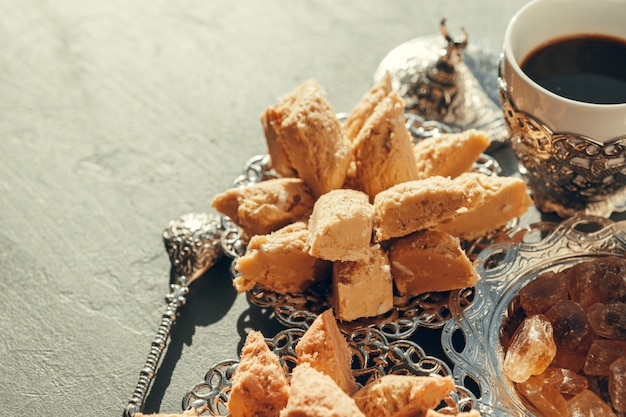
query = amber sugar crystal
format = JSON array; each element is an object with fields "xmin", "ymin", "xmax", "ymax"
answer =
[
  {"xmin": 568, "ymin": 256, "xmax": 626, "ymax": 308},
  {"xmin": 566, "ymin": 261, "xmax": 604, "ymax": 310},
  {"xmin": 587, "ymin": 301, "xmax": 626, "ymax": 341},
  {"xmin": 597, "ymin": 270, "xmax": 626, "ymax": 305},
  {"xmin": 517, "ymin": 369, "xmax": 593, "ymax": 416},
  {"xmin": 517, "ymin": 375, "xmax": 568, "ymax": 417},
  {"xmin": 503, "ymin": 314, "xmax": 556, "ymax": 383},
  {"xmin": 609, "ymin": 356, "xmax": 626, "ymax": 412},
  {"xmin": 519, "ymin": 270, "xmax": 568, "ymax": 315},
  {"xmin": 584, "ymin": 339, "xmax": 626, "ymax": 376},
  {"xmin": 541, "ymin": 367, "xmax": 588, "ymax": 396},
  {"xmin": 567, "ymin": 389, "xmax": 617, "ymax": 417},
  {"xmin": 544, "ymin": 300, "xmax": 595, "ymax": 371}
]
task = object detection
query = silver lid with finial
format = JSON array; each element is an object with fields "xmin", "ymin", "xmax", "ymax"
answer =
[{"xmin": 375, "ymin": 19, "xmax": 508, "ymax": 148}]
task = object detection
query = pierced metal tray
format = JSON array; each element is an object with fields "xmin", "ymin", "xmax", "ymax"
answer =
[
  {"xmin": 441, "ymin": 215, "xmax": 626, "ymax": 416},
  {"xmin": 182, "ymin": 327, "xmax": 478, "ymax": 416},
  {"xmin": 217, "ymin": 113, "xmax": 510, "ymax": 341}
]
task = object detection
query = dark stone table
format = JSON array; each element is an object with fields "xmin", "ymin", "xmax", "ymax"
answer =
[{"xmin": 1, "ymin": 1, "xmax": 552, "ymax": 415}]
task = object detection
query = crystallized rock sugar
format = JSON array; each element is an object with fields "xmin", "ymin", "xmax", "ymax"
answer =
[
  {"xmin": 567, "ymin": 256, "xmax": 626, "ymax": 309},
  {"xmin": 587, "ymin": 301, "xmax": 626, "ymax": 340},
  {"xmin": 540, "ymin": 367, "xmax": 588, "ymax": 396},
  {"xmin": 567, "ymin": 389, "xmax": 617, "ymax": 416},
  {"xmin": 504, "ymin": 256, "xmax": 626, "ymax": 414},
  {"xmin": 565, "ymin": 261, "xmax": 605, "ymax": 310},
  {"xmin": 516, "ymin": 367, "xmax": 593, "ymax": 417},
  {"xmin": 544, "ymin": 300, "xmax": 595, "ymax": 371},
  {"xmin": 584, "ymin": 339, "xmax": 626, "ymax": 376},
  {"xmin": 517, "ymin": 375, "xmax": 568, "ymax": 417},
  {"xmin": 609, "ymin": 356, "xmax": 626, "ymax": 412},
  {"xmin": 503, "ymin": 314, "xmax": 556, "ymax": 383},
  {"xmin": 519, "ymin": 270, "xmax": 568, "ymax": 315}
]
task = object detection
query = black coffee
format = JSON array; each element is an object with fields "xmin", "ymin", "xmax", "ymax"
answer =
[{"xmin": 521, "ymin": 34, "xmax": 626, "ymax": 104}]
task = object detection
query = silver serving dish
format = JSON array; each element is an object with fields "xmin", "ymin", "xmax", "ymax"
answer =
[
  {"xmin": 217, "ymin": 113, "xmax": 508, "ymax": 341},
  {"xmin": 442, "ymin": 215, "xmax": 626, "ymax": 416},
  {"xmin": 182, "ymin": 327, "xmax": 478, "ymax": 416}
]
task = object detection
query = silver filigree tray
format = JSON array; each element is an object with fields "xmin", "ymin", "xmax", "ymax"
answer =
[
  {"xmin": 441, "ymin": 215, "xmax": 626, "ymax": 416},
  {"xmin": 217, "ymin": 113, "xmax": 509, "ymax": 341},
  {"xmin": 182, "ymin": 327, "xmax": 478, "ymax": 416}
]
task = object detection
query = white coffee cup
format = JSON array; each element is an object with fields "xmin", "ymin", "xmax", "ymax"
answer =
[{"xmin": 499, "ymin": 0, "xmax": 626, "ymax": 217}]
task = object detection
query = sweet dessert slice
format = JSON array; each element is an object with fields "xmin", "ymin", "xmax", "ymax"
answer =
[
  {"xmin": 372, "ymin": 176, "xmax": 483, "ymax": 242},
  {"xmin": 261, "ymin": 88, "xmax": 298, "ymax": 178},
  {"xmin": 295, "ymin": 308, "xmax": 359, "ymax": 395},
  {"xmin": 211, "ymin": 178, "xmax": 315, "ymax": 237},
  {"xmin": 352, "ymin": 374, "xmax": 456, "ymax": 417},
  {"xmin": 413, "ymin": 129, "xmax": 491, "ymax": 179},
  {"xmin": 332, "ymin": 245, "xmax": 393, "ymax": 321},
  {"xmin": 260, "ymin": 79, "xmax": 352, "ymax": 198},
  {"xmin": 344, "ymin": 71, "xmax": 393, "ymax": 141},
  {"xmin": 388, "ymin": 229, "xmax": 478, "ymax": 297},
  {"xmin": 234, "ymin": 221, "xmax": 331, "ymax": 294},
  {"xmin": 436, "ymin": 172, "xmax": 532, "ymax": 241},
  {"xmin": 352, "ymin": 91, "xmax": 420, "ymax": 200},
  {"xmin": 308, "ymin": 189, "xmax": 374, "ymax": 262},
  {"xmin": 227, "ymin": 330, "xmax": 290, "ymax": 417},
  {"xmin": 279, "ymin": 363, "xmax": 365, "ymax": 417}
]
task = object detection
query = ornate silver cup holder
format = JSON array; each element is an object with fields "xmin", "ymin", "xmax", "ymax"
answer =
[{"xmin": 442, "ymin": 215, "xmax": 626, "ymax": 416}]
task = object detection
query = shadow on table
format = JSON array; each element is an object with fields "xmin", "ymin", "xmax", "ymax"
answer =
[
  {"xmin": 234, "ymin": 301, "xmax": 287, "ymax": 354},
  {"xmin": 143, "ymin": 255, "xmax": 237, "ymax": 413}
]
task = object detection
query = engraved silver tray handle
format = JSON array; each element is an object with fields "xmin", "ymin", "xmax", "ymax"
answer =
[{"xmin": 441, "ymin": 215, "xmax": 626, "ymax": 417}]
